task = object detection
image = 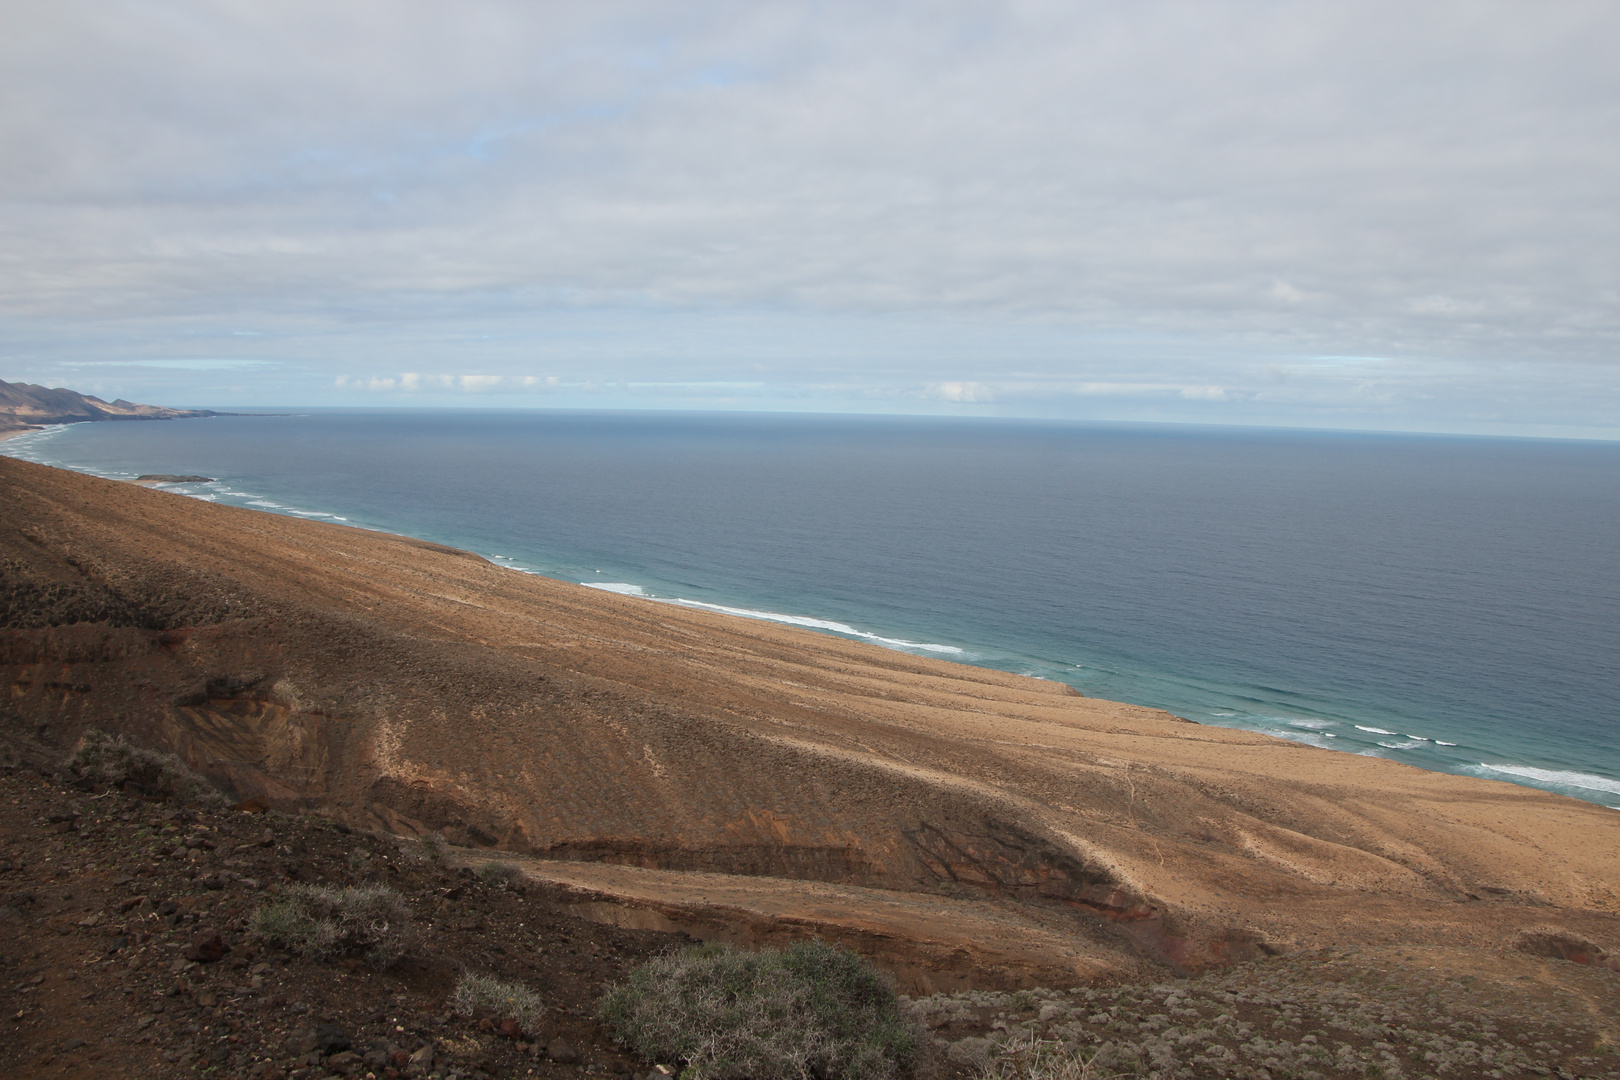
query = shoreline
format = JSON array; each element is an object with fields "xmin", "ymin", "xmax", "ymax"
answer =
[
  {"xmin": 3, "ymin": 451, "xmax": 1618, "ymax": 994},
  {"xmin": 5, "ymin": 430, "xmax": 1618, "ymax": 809}
]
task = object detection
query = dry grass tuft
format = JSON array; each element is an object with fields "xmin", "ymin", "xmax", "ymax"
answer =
[{"xmin": 599, "ymin": 940, "xmax": 917, "ymax": 1080}]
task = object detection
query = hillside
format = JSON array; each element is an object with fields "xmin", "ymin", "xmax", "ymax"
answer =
[
  {"xmin": 0, "ymin": 378, "xmax": 219, "ymax": 432},
  {"xmin": 1, "ymin": 454, "xmax": 1617, "ymax": 1013}
]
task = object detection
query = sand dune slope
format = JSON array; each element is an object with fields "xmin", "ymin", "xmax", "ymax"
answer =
[{"xmin": 2, "ymin": 456, "xmax": 1617, "ymax": 985}]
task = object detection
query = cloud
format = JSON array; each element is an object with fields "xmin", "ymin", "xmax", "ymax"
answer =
[
  {"xmin": 3, "ymin": 1, "xmax": 1619, "ymax": 434},
  {"xmin": 926, "ymin": 381, "xmax": 994, "ymax": 403},
  {"xmin": 61, "ymin": 359, "xmax": 268, "ymax": 370},
  {"xmin": 336, "ymin": 372, "xmax": 556, "ymax": 394}
]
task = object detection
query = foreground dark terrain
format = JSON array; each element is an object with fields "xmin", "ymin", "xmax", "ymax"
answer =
[
  {"xmin": 4, "ymin": 762, "xmax": 1618, "ymax": 1080},
  {"xmin": 0, "ymin": 765, "xmax": 683, "ymax": 1080}
]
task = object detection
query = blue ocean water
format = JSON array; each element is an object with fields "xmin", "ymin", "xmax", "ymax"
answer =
[{"xmin": 6, "ymin": 409, "xmax": 1619, "ymax": 808}]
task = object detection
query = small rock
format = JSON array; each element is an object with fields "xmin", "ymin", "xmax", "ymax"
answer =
[
  {"xmin": 497, "ymin": 1018, "xmax": 523, "ymax": 1039},
  {"xmin": 547, "ymin": 1040, "xmax": 580, "ymax": 1064},
  {"xmin": 63, "ymin": 1037, "xmax": 86, "ymax": 1050},
  {"xmin": 326, "ymin": 1049, "xmax": 363, "ymax": 1075},
  {"xmin": 408, "ymin": 1045, "xmax": 434, "ymax": 1068},
  {"xmin": 185, "ymin": 930, "xmax": 229, "ymax": 962},
  {"xmin": 314, "ymin": 1022, "xmax": 352, "ymax": 1055}
]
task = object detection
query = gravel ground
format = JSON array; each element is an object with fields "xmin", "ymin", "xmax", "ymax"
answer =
[
  {"xmin": 4, "ymin": 761, "xmax": 1616, "ymax": 1080},
  {"xmin": 0, "ymin": 767, "xmax": 681, "ymax": 1080}
]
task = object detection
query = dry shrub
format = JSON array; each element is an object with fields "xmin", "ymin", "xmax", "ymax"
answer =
[
  {"xmin": 970, "ymin": 1030, "xmax": 1135, "ymax": 1080},
  {"xmin": 65, "ymin": 729, "xmax": 223, "ymax": 804},
  {"xmin": 251, "ymin": 884, "xmax": 418, "ymax": 969},
  {"xmin": 418, "ymin": 832, "xmax": 447, "ymax": 866},
  {"xmin": 452, "ymin": 973, "xmax": 544, "ymax": 1029},
  {"xmin": 599, "ymin": 940, "xmax": 917, "ymax": 1080},
  {"xmin": 477, "ymin": 860, "xmax": 523, "ymax": 887}
]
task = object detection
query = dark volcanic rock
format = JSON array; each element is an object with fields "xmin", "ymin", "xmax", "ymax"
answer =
[
  {"xmin": 183, "ymin": 930, "xmax": 228, "ymax": 963},
  {"xmin": 313, "ymin": 1022, "xmax": 351, "ymax": 1056}
]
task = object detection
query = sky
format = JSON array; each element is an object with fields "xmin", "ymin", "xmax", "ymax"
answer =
[{"xmin": 2, "ymin": 1, "xmax": 1617, "ymax": 437}]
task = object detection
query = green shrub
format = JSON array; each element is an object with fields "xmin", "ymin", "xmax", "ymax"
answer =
[
  {"xmin": 65, "ymin": 729, "xmax": 223, "ymax": 805},
  {"xmin": 599, "ymin": 940, "xmax": 917, "ymax": 1080},
  {"xmin": 452, "ymin": 973, "xmax": 544, "ymax": 1029},
  {"xmin": 477, "ymin": 860, "xmax": 523, "ymax": 887},
  {"xmin": 251, "ymin": 884, "xmax": 417, "ymax": 968}
]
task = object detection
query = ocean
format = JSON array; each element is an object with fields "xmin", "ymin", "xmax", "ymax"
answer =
[{"xmin": 6, "ymin": 409, "xmax": 1618, "ymax": 808}]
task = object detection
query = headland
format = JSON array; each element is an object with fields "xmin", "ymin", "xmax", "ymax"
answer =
[{"xmin": 0, "ymin": 377, "xmax": 223, "ymax": 434}]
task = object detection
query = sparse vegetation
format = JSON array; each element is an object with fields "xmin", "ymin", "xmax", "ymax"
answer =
[
  {"xmin": 419, "ymin": 831, "xmax": 447, "ymax": 865},
  {"xmin": 452, "ymin": 973, "xmax": 544, "ymax": 1029},
  {"xmin": 251, "ymin": 883, "xmax": 418, "ymax": 968},
  {"xmin": 598, "ymin": 940, "xmax": 917, "ymax": 1080},
  {"xmin": 970, "ymin": 1029, "xmax": 1123, "ymax": 1080},
  {"xmin": 908, "ymin": 956, "xmax": 1620, "ymax": 1080},
  {"xmin": 478, "ymin": 859, "xmax": 524, "ymax": 887},
  {"xmin": 64, "ymin": 728, "xmax": 224, "ymax": 804}
]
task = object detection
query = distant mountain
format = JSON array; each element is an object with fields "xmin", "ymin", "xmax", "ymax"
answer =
[{"xmin": 0, "ymin": 378, "xmax": 219, "ymax": 431}]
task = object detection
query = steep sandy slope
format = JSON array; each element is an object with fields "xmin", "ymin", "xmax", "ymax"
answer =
[{"xmin": 3, "ymin": 455, "xmax": 1617, "ymax": 986}]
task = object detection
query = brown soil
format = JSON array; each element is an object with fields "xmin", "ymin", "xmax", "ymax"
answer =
[{"xmin": 0, "ymin": 767, "xmax": 685, "ymax": 1080}]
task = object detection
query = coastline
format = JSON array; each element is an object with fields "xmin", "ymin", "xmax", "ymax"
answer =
[
  {"xmin": 4, "ymin": 418, "xmax": 1618, "ymax": 809},
  {"xmin": 3, "ymin": 453, "xmax": 1618, "ymax": 988}
]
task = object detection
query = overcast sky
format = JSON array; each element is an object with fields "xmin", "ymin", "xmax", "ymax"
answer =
[{"xmin": 2, "ymin": 1, "xmax": 1617, "ymax": 436}]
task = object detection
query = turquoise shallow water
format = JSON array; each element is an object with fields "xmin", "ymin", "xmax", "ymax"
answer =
[{"xmin": 6, "ymin": 409, "xmax": 1619, "ymax": 808}]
